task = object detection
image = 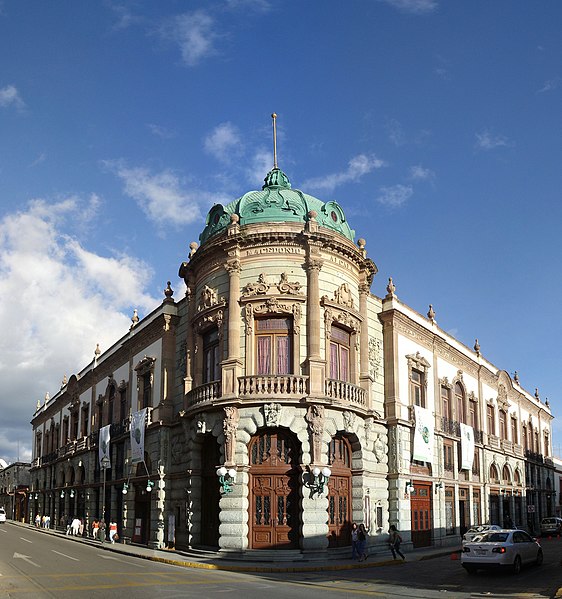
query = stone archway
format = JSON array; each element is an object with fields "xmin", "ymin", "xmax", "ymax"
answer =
[
  {"xmin": 248, "ymin": 428, "xmax": 300, "ymax": 549},
  {"xmin": 326, "ymin": 433, "xmax": 353, "ymax": 547}
]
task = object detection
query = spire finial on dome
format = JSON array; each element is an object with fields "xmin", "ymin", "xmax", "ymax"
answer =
[{"xmin": 272, "ymin": 112, "xmax": 278, "ymax": 169}]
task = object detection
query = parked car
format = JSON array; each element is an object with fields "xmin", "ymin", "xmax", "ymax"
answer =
[
  {"xmin": 462, "ymin": 524, "xmax": 502, "ymax": 545},
  {"xmin": 540, "ymin": 517, "xmax": 562, "ymax": 535},
  {"xmin": 0, "ymin": 508, "xmax": 6, "ymax": 523},
  {"xmin": 461, "ymin": 529, "xmax": 542, "ymax": 574}
]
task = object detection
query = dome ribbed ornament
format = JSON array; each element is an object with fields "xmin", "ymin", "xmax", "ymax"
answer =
[{"xmin": 262, "ymin": 167, "xmax": 292, "ymax": 189}]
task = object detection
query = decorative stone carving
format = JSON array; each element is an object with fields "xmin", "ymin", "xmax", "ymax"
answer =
[
  {"xmin": 369, "ymin": 337, "xmax": 382, "ymax": 381},
  {"xmin": 374, "ymin": 433, "xmax": 385, "ymax": 463},
  {"xmin": 498, "ymin": 384, "xmax": 508, "ymax": 408},
  {"xmin": 263, "ymin": 403, "xmax": 282, "ymax": 427},
  {"xmin": 331, "ymin": 283, "xmax": 354, "ymax": 308},
  {"xmin": 198, "ymin": 285, "xmax": 221, "ymax": 312},
  {"xmin": 474, "ymin": 339, "xmax": 481, "ymax": 356},
  {"xmin": 364, "ymin": 417, "xmax": 374, "ymax": 443},
  {"xmin": 385, "ymin": 277, "xmax": 396, "ymax": 299},
  {"xmin": 388, "ymin": 427, "xmax": 398, "ymax": 473},
  {"xmin": 242, "ymin": 273, "xmax": 302, "ymax": 297},
  {"xmin": 343, "ymin": 410, "xmax": 356, "ymax": 432},
  {"xmin": 171, "ymin": 436, "xmax": 183, "ymax": 465},
  {"xmin": 223, "ymin": 407, "xmax": 239, "ymax": 466},
  {"xmin": 427, "ymin": 304, "xmax": 436, "ymax": 322},
  {"xmin": 306, "ymin": 405, "xmax": 325, "ymax": 464},
  {"xmin": 242, "ymin": 274, "xmax": 269, "ymax": 297},
  {"xmin": 224, "ymin": 259, "xmax": 241, "ymax": 274}
]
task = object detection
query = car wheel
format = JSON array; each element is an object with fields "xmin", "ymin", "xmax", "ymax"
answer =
[
  {"xmin": 535, "ymin": 550, "xmax": 543, "ymax": 566},
  {"xmin": 512, "ymin": 555, "xmax": 522, "ymax": 575}
]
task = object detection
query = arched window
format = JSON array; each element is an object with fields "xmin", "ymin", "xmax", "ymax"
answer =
[
  {"xmin": 502, "ymin": 464, "xmax": 511, "ymax": 484},
  {"xmin": 489, "ymin": 463, "xmax": 500, "ymax": 483},
  {"xmin": 256, "ymin": 317, "xmax": 292, "ymax": 375},
  {"xmin": 329, "ymin": 325, "xmax": 351, "ymax": 382}
]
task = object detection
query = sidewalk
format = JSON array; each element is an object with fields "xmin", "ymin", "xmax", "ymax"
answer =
[{"xmin": 9, "ymin": 520, "xmax": 459, "ymax": 573}]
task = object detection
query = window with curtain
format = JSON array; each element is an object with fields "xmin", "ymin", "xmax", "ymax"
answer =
[
  {"xmin": 203, "ymin": 328, "xmax": 220, "ymax": 383},
  {"xmin": 499, "ymin": 410, "xmax": 507, "ymax": 440},
  {"xmin": 469, "ymin": 398, "xmax": 478, "ymax": 429},
  {"xmin": 256, "ymin": 318, "xmax": 292, "ymax": 375},
  {"xmin": 329, "ymin": 325, "xmax": 351, "ymax": 382},
  {"xmin": 511, "ymin": 416, "xmax": 518, "ymax": 444},
  {"xmin": 487, "ymin": 405, "xmax": 495, "ymax": 436}
]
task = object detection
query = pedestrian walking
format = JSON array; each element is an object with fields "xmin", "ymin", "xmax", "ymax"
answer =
[
  {"xmin": 35, "ymin": 514, "xmax": 41, "ymax": 527},
  {"xmin": 79, "ymin": 518, "xmax": 84, "ymax": 537},
  {"xmin": 45, "ymin": 515, "xmax": 50, "ymax": 528},
  {"xmin": 92, "ymin": 518, "xmax": 99, "ymax": 540},
  {"xmin": 99, "ymin": 519, "xmax": 106, "ymax": 543},
  {"xmin": 109, "ymin": 520, "xmax": 118, "ymax": 544},
  {"xmin": 350, "ymin": 522, "xmax": 359, "ymax": 560},
  {"xmin": 65, "ymin": 516, "xmax": 72, "ymax": 536},
  {"xmin": 389, "ymin": 525, "xmax": 405, "ymax": 560},
  {"xmin": 357, "ymin": 523, "xmax": 368, "ymax": 561}
]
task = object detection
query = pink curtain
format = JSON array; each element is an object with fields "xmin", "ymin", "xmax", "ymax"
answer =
[
  {"xmin": 257, "ymin": 336, "xmax": 271, "ymax": 374},
  {"xmin": 330, "ymin": 342, "xmax": 338, "ymax": 379},
  {"xmin": 276, "ymin": 336, "xmax": 290, "ymax": 374},
  {"xmin": 340, "ymin": 347, "xmax": 349, "ymax": 381}
]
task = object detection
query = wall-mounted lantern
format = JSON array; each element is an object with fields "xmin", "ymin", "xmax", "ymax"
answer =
[
  {"xmin": 405, "ymin": 481, "xmax": 414, "ymax": 495},
  {"xmin": 303, "ymin": 466, "xmax": 331, "ymax": 498},
  {"xmin": 217, "ymin": 466, "xmax": 236, "ymax": 494},
  {"xmin": 146, "ymin": 480, "xmax": 155, "ymax": 493}
]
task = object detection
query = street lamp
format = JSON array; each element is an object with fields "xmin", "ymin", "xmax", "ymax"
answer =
[{"xmin": 101, "ymin": 456, "xmax": 110, "ymax": 524}]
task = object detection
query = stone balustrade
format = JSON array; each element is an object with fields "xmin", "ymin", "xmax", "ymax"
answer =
[
  {"xmin": 186, "ymin": 381, "xmax": 221, "ymax": 406},
  {"xmin": 325, "ymin": 379, "xmax": 366, "ymax": 406},
  {"xmin": 238, "ymin": 375, "xmax": 309, "ymax": 399}
]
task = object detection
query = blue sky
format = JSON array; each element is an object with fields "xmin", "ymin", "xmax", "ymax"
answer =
[{"xmin": 1, "ymin": 0, "xmax": 561, "ymax": 463}]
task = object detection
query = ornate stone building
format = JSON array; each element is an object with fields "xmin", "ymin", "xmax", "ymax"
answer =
[{"xmin": 29, "ymin": 130, "xmax": 555, "ymax": 555}]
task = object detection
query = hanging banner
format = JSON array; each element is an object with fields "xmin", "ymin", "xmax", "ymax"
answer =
[
  {"xmin": 130, "ymin": 408, "xmax": 147, "ymax": 464},
  {"xmin": 412, "ymin": 405, "xmax": 434, "ymax": 463},
  {"xmin": 460, "ymin": 423, "xmax": 475, "ymax": 470},
  {"xmin": 98, "ymin": 424, "xmax": 111, "ymax": 468}
]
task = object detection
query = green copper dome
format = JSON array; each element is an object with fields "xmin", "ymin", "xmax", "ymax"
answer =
[{"xmin": 199, "ymin": 168, "xmax": 355, "ymax": 244}]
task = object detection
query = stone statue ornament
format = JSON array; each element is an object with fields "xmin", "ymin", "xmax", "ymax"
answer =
[
  {"xmin": 263, "ymin": 403, "xmax": 282, "ymax": 427},
  {"xmin": 305, "ymin": 405, "xmax": 325, "ymax": 464},
  {"xmin": 223, "ymin": 406, "xmax": 239, "ymax": 466}
]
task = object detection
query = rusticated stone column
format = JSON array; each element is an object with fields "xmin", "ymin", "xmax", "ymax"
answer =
[
  {"xmin": 221, "ymin": 255, "xmax": 243, "ymax": 399},
  {"xmin": 305, "ymin": 254, "xmax": 325, "ymax": 398}
]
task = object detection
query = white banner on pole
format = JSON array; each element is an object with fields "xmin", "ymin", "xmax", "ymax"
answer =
[
  {"xmin": 130, "ymin": 408, "xmax": 147, "ymax": 464},
  {"xmin": 412, "ymin": 405, "xmax": 434, "ymax": 463},
  {"xmin": 460, "ymin": 423, "xmax": 475, "ymax": 470},
  {"xmin": 99, "ymin": 425, "xmax": 111, "ymax": 468}
]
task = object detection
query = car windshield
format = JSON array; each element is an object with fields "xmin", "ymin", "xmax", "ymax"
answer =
[{"xmin": 479, "ymin": 532, "xmax": 509, "ymax": 542}]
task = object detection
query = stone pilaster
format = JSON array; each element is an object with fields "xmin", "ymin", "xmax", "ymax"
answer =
[
  {"xmin": 305, "ymin": 254, "xmax": 325, "ymax": 398},
  {"xmin": 221, "ymin": 256, "xmax": 243, "ymax": 399}
]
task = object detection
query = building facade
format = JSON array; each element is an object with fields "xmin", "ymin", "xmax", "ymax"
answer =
[
  {"xmin": 0, "ymin": 461, "xmax": 31, "ymax": 521},
  {"xmin": 29, "ymin": 155, "xmax": 555, "ymax": 555}
]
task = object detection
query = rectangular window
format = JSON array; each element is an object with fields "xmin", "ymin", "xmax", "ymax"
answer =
[
  {"xmin": 256, "ymin": 318, "xmax": 292, "ymax": 375},
  {"xmin": 441, "ymin": 386, "xmax": 451, "ymax": 420},
  {"xmin": 544, "ymin": 434, "xmax": 549, "ymax": 457},
  {"xmin": 411, "ymin": 369, "xmax": 424, "ymax": 407},
  {"xmin": 469, "ymin": 400, "xmax": 477, "ymax": 429},
  {"xmin": 445, "ymin": 488, "xmax": 455, "ymax": 535},
  {"xmin": 487, "ymin": 405, "xmax": 495, "ymax": 436},
  {"xmin": 511, "ymin": 417, "xmax": 518, "ymax": 445},
  {"xmin": 81, "ymin": 406, "xmax": 89, "ymax": 438},
  {"xmin": 203, "ymin": 329, "xmax": 220, "ymax": 383},
  {"xmin": 444, "ymin": 440, "xmax": 454, "ymax": 471},
  {"xmin": 473, "ymin": 490, "xmax": 481, "ymax": 526},
  {"xmin": 119, "ymin": 388, "xmax": 127, "ymax": 422},
  {"xmin": 142, "ymin": 372, "xmax": 152, "ymax": 409},
  {"xmin": 329, "ymin": 325, "xmax": 351, "ymax": 382},
  {"xmin": 499, "ymin": 410, "xmax": 507, "ymax": 440},
  {"xmin": 522, "ymin": 425, "xmax": 528, "ymax": 451},
  {"xmin": 472, "ymin": 448, "xmax": 480, "ymax": 475}
]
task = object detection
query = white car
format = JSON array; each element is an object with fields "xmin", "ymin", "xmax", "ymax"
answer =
[
  {"xmin": 0, "ymin": 508, "xmax": 6, "ymax": 523},
  {"xmin": 461, "ymin": 529, "xmax": 542, "ymax": 574},
  {"xmin": 462, "ymin": 524, "xmax": 502, "ymax": 545}
]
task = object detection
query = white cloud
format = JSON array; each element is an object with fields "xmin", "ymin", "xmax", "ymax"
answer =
[
  {"xmin": 160, "ymin": 11, "xmax": 218, "ymax": 67},
  {"xmin": 376, "ymin": 184, "xmax": 413, "ymax": 207},
  {"xmin": 386, "ymin": 118, "xmax": 406, "ymax": 147},
  {"xmin": 0, "ymin": 84, "xmax": 25, "ymax": 110},
  {"xmin": 246, "ymin": 148, "xmax": 273, "ymax": 188},
  {"xmin": 29, "ymin": 152, "xmax": 47, "ymax": 168},
  {"xmin": 379, "ymin": 0, "xmax": 438, "ymax": 14},
  {"xmin": 409, "ymin": 165, "xmax": 434, "ymax": 180},
  {"xmin": 537, "ymin": 77, "xmax": 561, "ymax": 94},
  {"xmin": 224, "ymin": 0, "xmax": 271, "ymax": 11},
  {"xmin": 108, "ymin": 161, "xmax": 229, "ymax": 227},
  {"xmin": 0, "ymin": 197, "xmax": 160, "ymax": 463},
  {"xmin": 475, "ymin": 129, "xmax": 512, "ymax": 150},
  {"xmin": 204, "ymin": 122, "xmax": 242, "ymax": 163},
  {"xmin": 147, "ymin": 123, "xmax": 176, "ymax": 139},
  {"xmin": 302, "ymin": 154, "xmax": 386, "ymax": 193},
  {"xmin": 106, "ymin": 2, "xmax": 141, "ymax": 30}
]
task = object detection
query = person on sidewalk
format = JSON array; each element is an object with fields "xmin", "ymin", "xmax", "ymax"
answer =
[
  {"xmin": 389, "ymin": 525, "xmax": 405, "ymax": 560},
  {"xmin": 98, "ymin": 519, "xmax": 106, "ymax": 543},
  {"xmin": 35, "ymin": 514, "xmax": 41, "ymax": 528},
  {"xmin": 92, "ymin": 518, "xmax": 99, "ymax": 540},
  {"xmin": 109, "ymin": 520, "xmax": 118, "ymax": 544},
  {"xmin": 357, "ymin": 523, "xmax": 368, "ymax": 561},
  {"xmin": 350, "ymin": 522, "xmax": 359, "ymax": 560}
]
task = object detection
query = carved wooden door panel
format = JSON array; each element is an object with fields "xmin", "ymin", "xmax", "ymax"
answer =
[
  {"xmin": 410, "ymin": 482, "xmax": 432, "ymax": 548},
  {"xmin": 249, "ymin": 430, "xmax": 299, "ymax": 549},
  {"xmin": 200, "ymin": 436, "xmax": 220, "ymax": 547},
  {"xmin": 327, "ymin": 434, "xmax": 352, "ymax": 547}
]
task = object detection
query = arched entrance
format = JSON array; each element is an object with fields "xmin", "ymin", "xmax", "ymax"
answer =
[
  {"xmin": 200, "ymin": 435, "xmax": 220, "ymax": 547},
  {"xmin": 327, "ymin": 433, "xmax": 352, "ymax": 547},
  {"xmin": 248, "ymin": 429, "xmax": 300, "ymax": 549}
]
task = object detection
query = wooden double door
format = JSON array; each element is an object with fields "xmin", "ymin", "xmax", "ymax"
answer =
[
  {"xmin": 410, "ymin": 482, "xmax": 432, "ymax": 548},
  {"xmin": 249, "ymin": 430, "xmax": 299, "ymax": 549}
]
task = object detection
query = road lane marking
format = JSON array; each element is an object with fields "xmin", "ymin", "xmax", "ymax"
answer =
[
  {"xmin": 52, "ymin": 550, "xmax": 79, "ymax": 561},
  {"xmin": 13, "ymin": 552, "xmax": 40, "ymax": 567},
  {"xmin": 19, "ymin": 537, "xmax": 32, "ymax": 543}
]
